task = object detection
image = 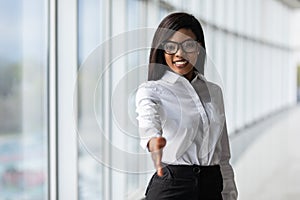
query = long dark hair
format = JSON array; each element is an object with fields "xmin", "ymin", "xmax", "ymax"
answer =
[{"xmin": 148, "ymin": 12, "xmax": 206, "ymax": 81}]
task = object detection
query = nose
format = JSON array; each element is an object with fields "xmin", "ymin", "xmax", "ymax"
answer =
[{"xmin": 175, "ymin": 44, "xmax": 186, "ymax": 57}]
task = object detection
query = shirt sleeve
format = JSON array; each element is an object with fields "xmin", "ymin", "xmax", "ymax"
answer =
[
  {"xmin": 216, "ymin": 85, "xmax": 238, "ymax": 199},
  {"xmin": 135, "ymin": 83, "xmax": 162, "ymax": 150},
  {"xmin": 220, "ymin": 121, "xmax": 238, "ymax": 200}
]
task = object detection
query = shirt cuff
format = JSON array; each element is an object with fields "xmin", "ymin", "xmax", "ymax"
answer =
[{"xmin": 140, "ymin": 132, "xmax": 162, "ymax": 151}]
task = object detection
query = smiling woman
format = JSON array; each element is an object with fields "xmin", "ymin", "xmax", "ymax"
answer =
[{"xmin": 136, "ymin": 12, "xmax": 238, "ymax": 200}]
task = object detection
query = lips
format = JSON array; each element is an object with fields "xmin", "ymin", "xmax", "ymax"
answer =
[{"xmin": 173, "ymin": 59, "xmax": 189, "ymax": 67}]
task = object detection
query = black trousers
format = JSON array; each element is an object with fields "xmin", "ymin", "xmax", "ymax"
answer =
[{"xmin": 145, "ymin": 165, "xmax": 223, "ymax": 200}]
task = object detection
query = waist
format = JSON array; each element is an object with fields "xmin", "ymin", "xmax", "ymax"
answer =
[{"xmin": 162, "ymin": 164, "xmax": 221, "ymax": 179}]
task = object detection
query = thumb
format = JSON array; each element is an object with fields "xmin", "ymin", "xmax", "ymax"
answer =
[{"xmin": 156, "ymin": 137, "xmax": 166, "ymax": 149}]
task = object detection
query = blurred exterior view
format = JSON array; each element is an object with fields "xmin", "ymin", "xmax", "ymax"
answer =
[{"xmin": 1, "ymin": 0, "xmax": 300, "ymax": 199}]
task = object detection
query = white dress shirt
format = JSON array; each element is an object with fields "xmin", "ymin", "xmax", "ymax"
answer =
[{"xmin": 135, "ymin": 70, "xmax": 238, "ymax": 200}]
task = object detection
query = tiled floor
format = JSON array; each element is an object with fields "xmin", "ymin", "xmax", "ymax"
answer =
[{"xmin": 233, "ymin": 104, "xmax": 300, "ymax": 200}]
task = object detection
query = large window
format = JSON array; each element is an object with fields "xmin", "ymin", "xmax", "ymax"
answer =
[
  {"xmin": 77, "ymin": 0, "xmax": 168, "ymax": 199},
  {"xmin": 0, "ymin": 0, "xmax": 297, "ymax": 199},
  {"xmin": 0, "ymin": 1, "xmax": 48, "ymax": 199}
]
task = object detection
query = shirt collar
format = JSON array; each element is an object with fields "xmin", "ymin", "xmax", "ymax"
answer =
[
  {"xmin": 161, "ymin": 70, "xmax": 207, "ymax": 84},
  {"xmin": 160, "ymin": 70, "xmax": 181, "ymax": 84},
  {"xmin": 193, "ymin": 71, "xmax": 207, "ymax": 83}
]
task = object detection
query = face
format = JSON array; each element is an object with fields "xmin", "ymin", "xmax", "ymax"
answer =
[{"xmin": 163, "ymin": 28, "xmax": 200, "ymax": 76}]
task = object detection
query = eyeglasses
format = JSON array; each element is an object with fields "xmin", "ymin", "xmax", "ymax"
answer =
[{"xmin": 161, "ymin": 40, "xmax": 199, "ymax": 55}]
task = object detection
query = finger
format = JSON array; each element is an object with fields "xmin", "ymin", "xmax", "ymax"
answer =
[
  {"xmin": 155, "ymin": 149, "xmax": 163, "ymax": 176},
  {"xmin": 151, "ymin": 149, "xmax": 163, "ymax": 176},
  {"xmin": 155, "ymin": 153, "xmax": 163, "ymax": 177},
  {"xmin": 157, "ymin": 165, "xmax": 164, "ymax": 177},
  {"xmin": 152, "ymin": 150, "xmax": 161, "ymax": 167}
]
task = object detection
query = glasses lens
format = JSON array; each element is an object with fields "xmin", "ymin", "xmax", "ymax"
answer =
[
  {"xmin": 182, "ymin": 40, "xmax": 198, "ymax": 53},
  {"xmin": 163, "ymin": 42, "xmax": 178, "ymax": 54}
]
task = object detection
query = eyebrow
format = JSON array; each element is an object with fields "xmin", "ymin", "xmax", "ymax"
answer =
[{"xmin": 166, "ymin": 38, "xmax": 197, "ymax": 43}]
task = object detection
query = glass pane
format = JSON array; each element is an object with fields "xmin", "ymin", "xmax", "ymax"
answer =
[
  {"xmin": 0, "ymin": 1, "xmax": 48, "ymax": 199},
  {"xmin": 77, "ymin": 0, "xmax": 103, "ymax": 199}
]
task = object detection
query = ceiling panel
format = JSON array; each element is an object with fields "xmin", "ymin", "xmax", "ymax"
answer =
[{"xmin": 279, "ymin": 0, "xmax": 300, "ymax": 8}]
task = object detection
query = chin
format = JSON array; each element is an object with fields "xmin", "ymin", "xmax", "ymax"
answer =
[{"xmin": 178, "ymin": 68, "xmax": 193, "ymax": 75}]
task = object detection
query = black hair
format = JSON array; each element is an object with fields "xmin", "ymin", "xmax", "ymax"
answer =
[{"xmin": 148, "ymin": 12, "xmax": 206, "ymax": 81}]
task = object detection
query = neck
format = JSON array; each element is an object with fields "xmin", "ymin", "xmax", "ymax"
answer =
[{"xmin": 183, "ymin": 69, "xmax": 195, "ymax": 82}]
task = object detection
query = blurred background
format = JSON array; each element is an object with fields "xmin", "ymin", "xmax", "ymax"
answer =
[{"xmin": 0, "ymin": 0, "xmax": 300, "ymax": 199}]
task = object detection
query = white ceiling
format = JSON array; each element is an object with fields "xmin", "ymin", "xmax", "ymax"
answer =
[{"xmin": 279, "ymin": 0, "xmax": 300, "ymax": 8}]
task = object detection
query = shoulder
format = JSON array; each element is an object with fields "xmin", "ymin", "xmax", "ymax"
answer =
[
  {"xmin": 206, "ymin": 81, "xmax": 222, "ymax": 91},
  {"xmin": 136, "ymin": 81, "xmax": 164, "ymax": 101},
  {"xmin": 203, "ymin": 80, "xmax": 224, "ymax": 99},
  {"xmin": 196, "ymin": 73, "xmax": 223, "ymax": 94},
  {"xmin": 138, "ymin": 81, "xmax": 157, "ymax": 89}
]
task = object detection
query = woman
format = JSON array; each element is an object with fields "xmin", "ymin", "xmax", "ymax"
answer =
[{"xmin": 136, "ymin": 12, "xmax": 238, "ymax": 200}]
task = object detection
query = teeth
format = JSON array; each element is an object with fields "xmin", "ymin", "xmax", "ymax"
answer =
[{"xmin": 174, "ymin": 61, "xmax": 187, "ymax": 65}]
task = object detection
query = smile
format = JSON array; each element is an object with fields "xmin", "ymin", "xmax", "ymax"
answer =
[{"xmin": 173, "ymin": 59, "xmax": 188, "ymax": 67}]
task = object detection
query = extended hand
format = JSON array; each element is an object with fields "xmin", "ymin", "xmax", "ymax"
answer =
[{"xmin": 148, "ymin": 137, "xmax": 167, "ymax": 177}]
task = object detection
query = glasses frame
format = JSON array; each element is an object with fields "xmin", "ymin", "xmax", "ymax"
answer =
[{"xmin": 161, "ymin": 39, "xmax": 200, "ymax": 55}]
